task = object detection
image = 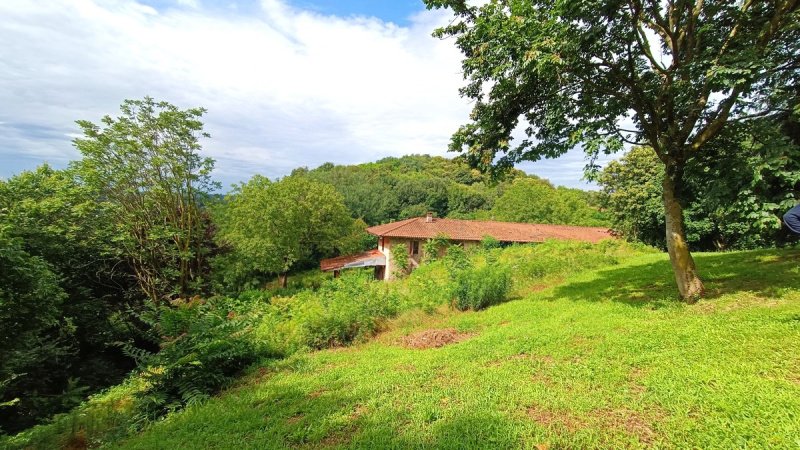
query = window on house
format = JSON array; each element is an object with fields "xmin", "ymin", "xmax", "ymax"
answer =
[{"xmin": 411, "ymin": 240, "xmax": 419, "ymax": 256}]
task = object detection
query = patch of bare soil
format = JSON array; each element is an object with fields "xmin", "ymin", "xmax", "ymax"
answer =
[
  {"xmin": 525, "ymin": 405, "xmax": 662, "ymax": 444},
  {"xmin": 63, "ymin": 430, "xmax": 88, "ymax": 450},
  {"xmin": 308, "ymin": 388, "xmax": 327, "ymax": 399},
  {"xmin": 594, "ymin": 408, "xmax": 657, "ymax": 444},
  {"xmin": 400, "ymin": 328, "xmax": 474, "ymax": 349},
  {"xmin": 526, "ymin": 407, "xmax": 583, "ymax": 431}
]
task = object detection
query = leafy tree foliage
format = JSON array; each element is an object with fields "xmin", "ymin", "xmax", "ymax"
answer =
[
  {"xmin": 302, "ymin": 154, "xmax": 603, "ymax": 225},
  {"xmin": 425, "ymin": 0, "xmax": 800, "ymax": 300},
  {"xmin": 0, "ymin": 166, "xmax": 138, "ymax": 433},
  {"xmin": 215, "ymin": 175, "xmax": 353, "ymax": 289},
  {"xmin": 598, "ymin": 148, "xmax": 668, "ymax": 247},
  {"xmin": 601, "ymin": 120, "xmax": 800, "ymax": 249},
  {"xmin": 74, "ymin": 97, "xmax": 218, "ymax": 302},
  {"xmin": 487, "ymin": 177, "xmax": 609, "ymax": 226},
  {"xmin": 303, "ymin": 155, "xmax": 514, "ymax": 224},
  {"xmin": 0, "ymin": 232, "xmax": 68, "ymax": 434}
]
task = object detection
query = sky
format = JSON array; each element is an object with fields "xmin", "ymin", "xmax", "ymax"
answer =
[{"xmin": 0, "ymin": 0, "xmax": 615, "ymax": 190}]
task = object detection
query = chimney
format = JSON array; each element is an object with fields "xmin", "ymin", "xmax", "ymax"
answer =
[{"xmin": 426, "ymin": 212, "xmax": 434, "ymax": 223}]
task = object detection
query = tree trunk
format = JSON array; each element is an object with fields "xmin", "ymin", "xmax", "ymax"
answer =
[
  {"xmin": 662, "ymin": 171, "xmax": 705, "ymax": 302},
  {"xmin": 278, "ymin": 272, "xmax": 288, "ymax": 288}
]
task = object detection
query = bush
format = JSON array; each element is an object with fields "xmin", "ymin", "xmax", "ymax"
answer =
[
  {"xmin": 122, "ymin": 297, "xmax": 272, "ymax": 422},
  {"xmin": 404, "ymin": 262, "xmax": 453, "ymax": 313},
  {"xmin": 453, "ymin": 263, "xmax": 512, "ymax": 311},
  {"xmin": 391, "ymin": 244, "xmax": 410, "ymax": 278},
  {"xmin": 272, "ymin": 272, "xmax": 400, "ymax": 350},
  {"xmin": 480, "ymin": 235, "xmax": 501, "ymax": 250},
  {"xmin": 422, "ymin": 233, "xmax": 450, "ymax": 262}
]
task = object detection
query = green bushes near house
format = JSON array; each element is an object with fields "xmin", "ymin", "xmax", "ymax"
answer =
[
  {"xmin": 279, "ymin": 272, "xmax": 400, "ymax": 350},
  {"xmin": 452, "ymin": 263, "xmax": 513, "ymax": 311}
]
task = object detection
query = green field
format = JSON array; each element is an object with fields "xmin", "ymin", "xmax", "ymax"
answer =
[{"xmin": 104, "ymin": 248, "xmax": 800, "ymax": 449}]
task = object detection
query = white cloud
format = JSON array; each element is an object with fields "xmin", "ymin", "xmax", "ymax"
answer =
[{"xmin": 0, "ymin": 0, "xmax": 609, "ymax": 189}]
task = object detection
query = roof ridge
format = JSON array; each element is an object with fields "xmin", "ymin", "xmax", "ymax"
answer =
[{"xmin": 368, "ymin": 217, "xmax": 420, "ymax": 236}]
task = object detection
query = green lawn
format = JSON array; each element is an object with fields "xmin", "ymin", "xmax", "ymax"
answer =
[{"xmin": 113, "ymin": 248, "xmax": 800, "ymax": 449}]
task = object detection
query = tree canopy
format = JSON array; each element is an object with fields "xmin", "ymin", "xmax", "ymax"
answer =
[
  {"xmin": 74, "ymin": 97, "xmax": 218, "ymax": 302},
  {"xmin": 215, "ymin": 175, "xmax": 353, "ymax": 289},
  {"xmin": 425, "ymin": 0, "xmax": 800, "ymax": 300}
]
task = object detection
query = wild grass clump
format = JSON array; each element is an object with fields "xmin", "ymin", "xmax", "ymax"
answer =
[
  {"xmin": 500, "ymin": 239, "xmax": 654, "ymax": 287},
  {"xmin": 452, "ymin": 257, "xmax": 513, "ymax": 311}
]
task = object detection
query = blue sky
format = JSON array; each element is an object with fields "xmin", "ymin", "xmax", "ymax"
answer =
[
  {"xmin": 0, "ymin": 0, "xmax": 613, "ymax": 189},
  {"xmin": 291, "ymin": 0, "xmax": 424, "ymax": 25}
]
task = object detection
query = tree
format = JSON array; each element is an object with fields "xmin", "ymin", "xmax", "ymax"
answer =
[
  {"xmin": 0, "ymin": 232, "xmax": 69, "ymax": 433},
  {"xmin": 216, "ymin": 175, "xmax": 352, "ymax": 288},
  {"xmin": 74, "ymin": 97, "xmax": 218, "ymax": 302},
  {"xmin": 0, "ymin": 166, "xmax": 138, "ymax": 432},
  {"xmin": 600, "ymin": 122, "xmax": 800, "ymax": 249},
  {"xmin": 598, "ymin": 147, "xmax": 668, "ymax": 246},
  {"xmin": 488, "ymin": 177, "xmax": 608, "ymax": 226},
  {"xmin": 425, "ymin": 0, "xmax": 800, "ymax": 301}
]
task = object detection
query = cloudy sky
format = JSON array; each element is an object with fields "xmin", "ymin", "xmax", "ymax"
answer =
[{"xmin": 1, "ymin": 0, "xmax": 614, "ymax": 189}]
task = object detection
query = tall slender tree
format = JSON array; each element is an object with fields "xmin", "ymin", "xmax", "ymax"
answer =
[
  {"xmin": 74, "ymin": 97, "xmax": 218, "ymax": 302},
  {"xmin": 425, "ymin": 0, "xmax": 799, "ymax": 301}
]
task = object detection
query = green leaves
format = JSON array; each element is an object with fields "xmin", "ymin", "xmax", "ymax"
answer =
[
  {"xmin": 215, "ymin": 175, "xmax": 352, "ymax": 290},
  {"xmin": 487, "ymin": 177, "xmax": 609, "ymax": 226},
  {"xmin": 73, "ymin": 97, "xmax": 217, "ymax": 302}
]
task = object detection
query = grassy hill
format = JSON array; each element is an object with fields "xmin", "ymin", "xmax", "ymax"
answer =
[{"xmin": 7, "ymin": 245, "xmax": 800, "ymax": 449}]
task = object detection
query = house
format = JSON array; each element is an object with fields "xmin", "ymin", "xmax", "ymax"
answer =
[{"xmin": 320, "ymin": 212, "xmax": 613, "ymax": 280}]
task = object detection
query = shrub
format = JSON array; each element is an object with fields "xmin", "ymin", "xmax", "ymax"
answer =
[
  {"xmin": 404, "ymin": 261, "xmax": 454, "ymax": 313},
  {"xmin": 480, "ymin": 235, "xmax": 501, "ymax": 250},
  {"xmin": 278, "ymin": 272, "xmax": 400, "ymax": 350},
  {"xmin": 391, "ymin": 244, "xmax": 410, "ymax": 278},
  {"xmin": 443, "ymin": 245, "xmax": 471, "ymax": 273},
  {"xmin": 453, "ymin": 264, "xmax": 512, "ymax": 311},
  {"xmin": 122, "ymin": 297, "xmax": 271, "ymax": 422},
  {"xmin": 422, "ymin": 233, "xmax": 450, "ymax": 262}
]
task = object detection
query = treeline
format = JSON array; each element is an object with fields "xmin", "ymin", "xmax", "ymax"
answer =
[
  {"xmin": 297, "ymin": 154, "xmax": 608, "ymax": 226},
  {"xmin": 597, "ymin": 112, "xmax": 800, "ymax": 250},
  {"xmin": 0, "ymin": 98, "xmax": 606, "ymax": 434}
]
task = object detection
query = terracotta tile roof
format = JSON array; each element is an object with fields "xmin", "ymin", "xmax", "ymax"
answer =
[
  {"xmin": 320, "ymin": 249, "xmax": 386, "ymax": 272},
  {"xmin": 366, "ymin": 217, "xmax": 612, "ymax": 243}
]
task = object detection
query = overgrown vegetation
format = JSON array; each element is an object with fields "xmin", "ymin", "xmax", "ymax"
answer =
[
  {"xmin": 7, "ymin": 243, "xmax": 799, "ymax": 449},
  {"xmin": 3, "ymin": 240, "xmax": 651, "ymax": 448}
]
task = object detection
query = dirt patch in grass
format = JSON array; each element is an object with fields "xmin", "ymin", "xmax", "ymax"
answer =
[
  {"xmin": 286, "ymin": 413, "xmax": 304, "ymax": 425},
  {"xmin": 349, "ymin": 404, "xmax": 368, "ymax": 420},
  {"xmin": 526, "ymin": 407, "xmax": 583, "ymax": 431},
  {"xmin": 308, "ymin": 389, "xmax": 327, "ymax": 399},
  {"xmin": 400, "ymin": 328, "xmax": 474, "ymax": 349},
  {"xmin": 525, "ymin": 405, "xmax": 662, "ymax": 444},
  {"xmin": 593, "ymin": 408, "xmax": 658, "ymax": 444}
]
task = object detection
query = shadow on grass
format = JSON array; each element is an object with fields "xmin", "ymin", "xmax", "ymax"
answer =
[
  {"xmin": 550, "ymin": 247, "xmax": 800, "ymax": 307},
  {"xmin": 352, "ymin": 411, "xmax": 525, "ymax": 449}
]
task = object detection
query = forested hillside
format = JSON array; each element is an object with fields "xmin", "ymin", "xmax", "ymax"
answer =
[{"xmin": 297, "ymin": 155, "xmax": 607, "ymax": 227}]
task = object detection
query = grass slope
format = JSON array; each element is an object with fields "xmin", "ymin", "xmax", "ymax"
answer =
[{"xmin": 115, "ymin": 248, "xmax": 800, "ymax": 449}]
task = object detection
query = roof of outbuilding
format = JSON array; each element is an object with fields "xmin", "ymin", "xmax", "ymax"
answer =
[
  {"xmin": 366, "ymin": 217, "xmax": 612, "ymax": 243},
  {"xmin": 320, "ymin": 249, "xmax": 386, "ymax": 272}
]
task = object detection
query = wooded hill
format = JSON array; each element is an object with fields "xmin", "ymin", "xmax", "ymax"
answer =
[{"xmin": 296, "ymin": 154, "xmax": 608, "ymax": 227}]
